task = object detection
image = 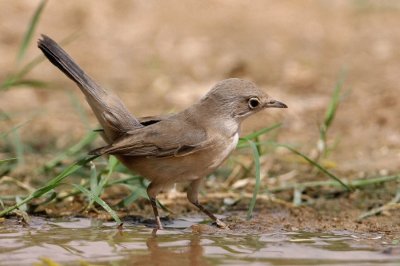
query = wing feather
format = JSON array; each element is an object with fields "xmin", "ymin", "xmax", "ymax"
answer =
[{"xmin": 89, "ymin": 119, "xmax": 210, "ymax": 158}]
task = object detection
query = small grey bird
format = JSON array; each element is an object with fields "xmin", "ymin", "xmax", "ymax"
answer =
[{"xmin": 38, "ymin": 35, "xmax": 287, "ymax": 229}]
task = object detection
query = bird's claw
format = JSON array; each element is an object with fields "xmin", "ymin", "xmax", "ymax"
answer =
[{"xmin": 215, "ymin": 219, "xmax": 229, "ymax": 229}]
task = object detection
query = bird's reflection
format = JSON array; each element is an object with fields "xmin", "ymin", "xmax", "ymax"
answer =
[{"xmin": 128, "ymin": 229, "xmax": 210, "ymax": 266}]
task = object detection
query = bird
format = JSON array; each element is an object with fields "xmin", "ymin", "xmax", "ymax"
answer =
[{"xmin": 38, "ymin": 35, "xmax": 287, "ymax": 229}]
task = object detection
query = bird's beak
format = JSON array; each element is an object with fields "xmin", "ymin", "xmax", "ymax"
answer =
[{"xmin": 264, "ymin": 99, "xmax": 288, "ymax": 108}]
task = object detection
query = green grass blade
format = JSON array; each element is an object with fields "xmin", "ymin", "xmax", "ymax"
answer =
[
  {"xmin": 11, "ymin": 127, "xmax": 25, "ymax": 167},
  {"xmin": 98, "ymin": 156, "xmax": 119, "ymax": 191},
  {"xmin": 87, "ymin": 156, "xmax": 118, "ymax": 208},
  {"xmin": 88, "ymin": 162, "xmax": 98, "ymax": 207},
  {"xmin": 0, "ymin": 155, "xmax": 98, "ymax": 217},
  {"xmin": 246, "ymin": 140, "xmax": 261, "ymax": 220},
  {"xmin": 241, "ymin": 123, "xmax": 281, "ymax": 141},
  {"xmin": 236, "ymin": 140, "xmax": 275, "ymax": 149},
  {"xmin": 278, "ymin": 144, "xmax": 351, "ymax": 191},
  {"xmin": 319, "ymin": 81, "xmax": 341, "ymax": 146},
  {"xmin": 108, "ymin": 175, "xmax": 142, "ymax": 186},
  {"xmin": 1, "ymin": 31, "xmax": 79, "ymax": 91},
  {"xmin": 32, "ymin": 155, "xmax": 99, "ymax": 198},
  {"xmin": 122, "ymin": 187, "xmax": 148, "ymax": 207},
  {"xmin": 324, "ymin": 75, "xmax": 345, "ymax": 130},
  {"xmin": 0, "ymin": 121, "xmax": 31, "ymax": 139},
  {"xmin": 0, "ymin": 57, "xmax": 44, "ymax": 90},
  {"xmin": 357, "ymin": 183, "xmax": 400, "ymax": 221},
  {"xmin": 43, "ymin": 131, "xmax": 98, "ymax": 171},
  {"xmin": 0, "ymin": 158, "xmax": 16, "ymax": 164},
  {"xmin": 73, "ymin": 184, "xmax": 122, "ymax": 225},
  {"xmin": 318, "ymin": 71, "xmax": 347, "ymax": 157},
  {"xmin": 1, "ymin": 75, "xmax": 18, "ymax": 90},
  {"xmin": 1, "ymin": 193, "xmax": 32, "ymax": 216},
  {"xmin": 17, "ymin": 0, "xmax": 47, "ymax": 63},
  {"xmin": 6, "ymin": 79, "xmax": 47, "ymax": 88},
  {"xmin": 270, "ymin": 174, "xmax": 400, "ymax": 193},
  {"xmin": 37, "ymin": 191, "xmax": 57, "ymax": 206},
  {"xmin": 56, "ymin": 175, "xmax": 143, "ymax": 202}
]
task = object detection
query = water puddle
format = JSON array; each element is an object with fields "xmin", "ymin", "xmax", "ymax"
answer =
[{"xmin": 1, "ymin": 216, "xmax": 399, "ymax": 265}]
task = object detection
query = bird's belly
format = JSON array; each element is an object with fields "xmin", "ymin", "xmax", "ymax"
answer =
[{"xmin": 117, "ymin": 133, "xmax": 239, "ymax": 184}]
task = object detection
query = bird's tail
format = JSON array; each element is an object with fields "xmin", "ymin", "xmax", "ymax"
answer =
[{"xmin": 38, "ymin": 35, "xmax": 142, "ymax": 142}]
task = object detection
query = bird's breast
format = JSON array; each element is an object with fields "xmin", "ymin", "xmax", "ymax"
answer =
[{"xmin": 208, "ymin": 132, "xmax": 239, "ymax": 169}]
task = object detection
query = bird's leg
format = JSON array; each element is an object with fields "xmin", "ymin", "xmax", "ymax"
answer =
[
  {"xmin": 149, "ymin": 197, "xmax": 163, "ymax": 230},
  {"xmin": 187, "ymin": 179, "xmax": 228, "ymax": 228},
  {"xmin": 147, "ymin": 183, "xmax": 163, "ymax": 230}
]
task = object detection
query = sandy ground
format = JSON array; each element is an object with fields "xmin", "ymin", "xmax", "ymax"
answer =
[{"xmin": 1, "ymin": 1, "xmax": 400, "ymax": 237}]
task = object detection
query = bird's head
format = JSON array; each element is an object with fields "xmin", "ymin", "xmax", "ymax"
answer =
[{"xmin": 202, "ymin": 78, "xmax": 287, "ymax": 121}]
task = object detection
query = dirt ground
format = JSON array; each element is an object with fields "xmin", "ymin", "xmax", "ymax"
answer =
[{"xmin": 1, "ymin": 1, "xmax": 400, "ymax": 238}]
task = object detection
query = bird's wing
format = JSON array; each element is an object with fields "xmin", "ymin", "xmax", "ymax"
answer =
[{"xmin": 89, "ymin": 119, "xmax": 211, "ymax": 157}]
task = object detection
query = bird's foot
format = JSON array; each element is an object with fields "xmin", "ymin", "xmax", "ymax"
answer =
[{"xmin": 215, "ymin": 219, "xmax": 229, "ymax": 229}]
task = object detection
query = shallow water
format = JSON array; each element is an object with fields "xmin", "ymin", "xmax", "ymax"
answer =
[{"xmin": 1, "ymin": 216, "xmax": 399, "ymax": 266}]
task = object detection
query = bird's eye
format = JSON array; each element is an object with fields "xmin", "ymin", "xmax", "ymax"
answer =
[{"xmin": 248, "ymin": 97, "xmax": 260, "ymax": 109}]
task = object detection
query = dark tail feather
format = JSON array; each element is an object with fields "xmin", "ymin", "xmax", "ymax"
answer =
[
  {"xmin": 38, "ymin": 34, "xmax": 108, "ymax": 101},
  {"xmin": 38, "ymin": 35, "xmax": 142, "ymax": 142}
]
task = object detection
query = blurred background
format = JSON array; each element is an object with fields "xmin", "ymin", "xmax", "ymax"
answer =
[{"xmin": 1, "ymin": 0, "xmax": 399, "ymax": 175}]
